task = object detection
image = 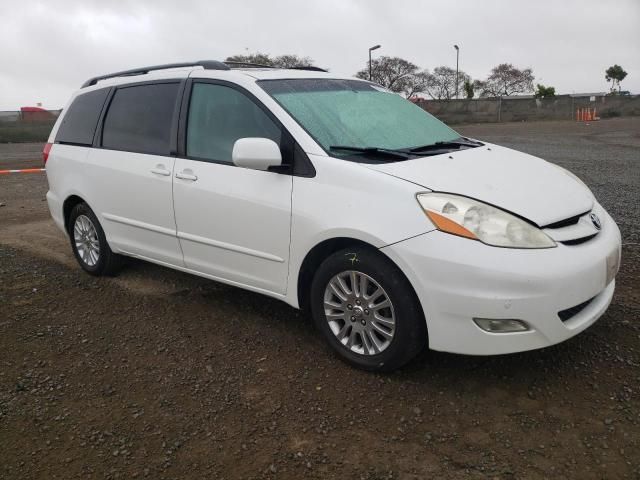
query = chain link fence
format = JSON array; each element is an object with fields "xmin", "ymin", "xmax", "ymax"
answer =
[
  {"xmin": 415, "ymin": 94, "xmax": 640, "ymax": 124},
  {"xmin": 1, "ymin": 95, "xmax": 639, "ymax": 143},
  {"xmin": 0, "ymin": 110, "xmax": 61, "ymax": 143}
]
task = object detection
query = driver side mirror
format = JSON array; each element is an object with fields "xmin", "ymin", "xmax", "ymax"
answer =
[{"xmin": 232, "ymin": 138, "xmax": 282, "ymax": 171}]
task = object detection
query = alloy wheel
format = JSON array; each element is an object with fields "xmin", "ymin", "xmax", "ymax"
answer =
[
  {"xmin": 323, "ymin": 270, "xmax": 396, "ymax": 355},
  {"xmin": 73, "ymin": 214, "xmax": 100, "ymax": 267}
]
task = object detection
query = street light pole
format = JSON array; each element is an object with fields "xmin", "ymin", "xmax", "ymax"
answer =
[
  {"xmin": 369, "ymin": 44, "xmax": 381, "ymax": 81},
  {"xmin": 454, "ymin": 45, "xmax": 459, "ymax": 99}
]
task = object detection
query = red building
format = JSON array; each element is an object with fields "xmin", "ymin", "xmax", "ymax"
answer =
[{"xmin": 20, "ymin": 106, "xmax": 56, "ymax": 122}]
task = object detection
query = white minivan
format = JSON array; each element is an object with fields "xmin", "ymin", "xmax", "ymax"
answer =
[{"xmin": 45, "ymin": 60, "xmax": 621, "ymax": 371}]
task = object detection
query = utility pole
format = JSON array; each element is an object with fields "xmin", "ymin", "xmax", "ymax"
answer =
[
  {"xmin": 454, "ymin": 45, "xmax": 459, "ymax": 99},
  {"xmin": 369, "ymin": 45, "xmax": 381, "ymax": 81}
]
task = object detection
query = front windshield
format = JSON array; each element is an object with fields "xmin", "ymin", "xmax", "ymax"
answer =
[{"xmin": 258, "ymin": 78, "xmax": 460, "ymax": 156}]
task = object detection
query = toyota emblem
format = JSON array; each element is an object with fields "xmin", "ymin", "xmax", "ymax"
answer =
[{"xmin": 590, "ymin": 213, "xmax": 602, "ymax": 230}]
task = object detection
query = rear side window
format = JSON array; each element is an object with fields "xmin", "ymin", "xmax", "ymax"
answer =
[
  {"xmin": 56, "ymin": 88, "xmax": 109, "ymax": 145},
  {"xmin": 186, "ymin": 83, "xmax": 281, "ymax": 163},
  {"xmin": 102, "ymin": 82, "xmax": 179, "ymax": 156}
]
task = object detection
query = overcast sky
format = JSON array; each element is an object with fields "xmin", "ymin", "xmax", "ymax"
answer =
[{"xmin": 1, "ymin": 0, "xmax": 638, "ymax": 110}]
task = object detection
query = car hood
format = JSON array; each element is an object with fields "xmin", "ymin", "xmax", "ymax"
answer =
[{"xmin": 365, "ymin": 143, "xmax": 594, "ymax": 227}]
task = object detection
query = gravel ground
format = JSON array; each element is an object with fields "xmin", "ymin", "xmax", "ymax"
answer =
[
  {"xmin": 0, "ymin": 118, "xmax": 639, "ymax": 479},
  {"xmin": 0, "ymin": 143, "xmax": 44, "ymax": 170}
]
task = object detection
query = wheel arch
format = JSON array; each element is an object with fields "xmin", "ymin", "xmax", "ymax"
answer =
[
  {"xmin": 62, "ymin": 194, "xmax": 87, "ymax": 234},
  {"xmin": 297, "ymin": 237, "xmax": 377, "ymax": 313},
  {"xmin": 300, "ymin": 235, "xmax": 429, "ymax": 369},
  {"xmin": 295, "ymin": 235, "xmax": 427, "ymax": 319}
]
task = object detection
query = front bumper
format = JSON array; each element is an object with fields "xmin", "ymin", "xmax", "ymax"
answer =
[{"xmin": 381, "ymin": 203, "xmax": 622, "ymax": 355}]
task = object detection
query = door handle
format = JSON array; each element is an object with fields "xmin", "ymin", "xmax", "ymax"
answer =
[
  {"xmin": 150, "ymin": 165, "xmax": 171, "ymax": 176},
  {"xmin": 176, "ymin": 171, "xmax": 198, "ymax": 181}
]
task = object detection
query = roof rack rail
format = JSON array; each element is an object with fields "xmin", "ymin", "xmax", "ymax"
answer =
[
  {"xmin": 290, "ymin": 66, "xmax": 328, "ymax": 72},
  {"xmin": 224, "ymin": 61, "xmax": 275, "ymax": 69},
  {"xmin": 224, "ymin": 61, "xmax": 328, "ymax": 73},
  {"xmin": 80, "ymin": 60, "xmax": 230, "ymax": 88}
]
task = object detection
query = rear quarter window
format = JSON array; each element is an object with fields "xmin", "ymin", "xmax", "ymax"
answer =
[
  {"xmin": 55, "ymin": 88, "xmax": 110, "ymax": 145},
  {"xmin": 101, "ymin": 82, "xmax": 180, "ymax": 156}
]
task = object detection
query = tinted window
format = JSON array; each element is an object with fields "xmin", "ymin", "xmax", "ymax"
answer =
[
  {"xmin": 56, "ymin": 88, "xmax": 109, "ymax": 145},
  {"xmin": 102, "ymin": 82, "xmax": 179, "ymax": 156},
  {"xmin": 187, "ymin": 83, "xmax": 281, "ymax": 163}
]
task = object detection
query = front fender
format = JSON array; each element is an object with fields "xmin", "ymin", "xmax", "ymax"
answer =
[{"xmin": 285, "ymin": 154, "xmax": 434, "ymax": 307}]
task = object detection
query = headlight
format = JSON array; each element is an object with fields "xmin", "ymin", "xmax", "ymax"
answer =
[{"xmin": 417, "ymin": 193, "xmax": 556, "ymax": 249}]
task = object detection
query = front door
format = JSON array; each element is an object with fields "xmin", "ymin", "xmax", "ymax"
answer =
[{"xmin": 172, "ymin": 81, "xmax": 293, "ymax": 295}]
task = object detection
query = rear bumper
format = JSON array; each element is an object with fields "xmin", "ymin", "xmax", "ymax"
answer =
[
  {"xmin": 381, "ymin": 203, "xmax": 622, "ymax": 355},
  {"xmin": 46, "ymin": 190, "xmax": 66, "ymax": 234}
]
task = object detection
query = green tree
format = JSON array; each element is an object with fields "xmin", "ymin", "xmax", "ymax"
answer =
[
  {"xmin": 605, "ymin": 64, "xmax": 628, "ymax": 93},
  {"xmin": 534, "ymin": 84, "xmax": 556, "ymax": 99},
  {"xmin": 463, "ymin": 79, "xmax": 475, "ymax": 99}
]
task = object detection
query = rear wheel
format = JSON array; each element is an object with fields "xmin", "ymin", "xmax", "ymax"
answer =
[
  {"xmin": 310, "ymin": 246, "xmax": 426, "ymax": 371},
  {"xmin": 68, "ymin": 203, "xmax": 122, "ymax": 276}
]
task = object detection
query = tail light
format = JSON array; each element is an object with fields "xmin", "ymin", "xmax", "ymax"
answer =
[{"xmin": 42, "ymin": 142, "xmax": 52, "ymax": 166}]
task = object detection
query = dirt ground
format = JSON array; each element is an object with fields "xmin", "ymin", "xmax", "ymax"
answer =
[{"xmin": 1, "ymin": 118, "xmax": 639, "ymax": 479}]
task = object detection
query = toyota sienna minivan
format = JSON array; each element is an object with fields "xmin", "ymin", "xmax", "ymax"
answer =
[{"xmin": 44, "ymin": 60, "xmax": 621, "ymax": 371}]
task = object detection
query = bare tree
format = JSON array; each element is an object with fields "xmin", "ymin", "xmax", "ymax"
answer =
[
  {"xmin": 424, "ymin": 66, "xmax": 470, "ymax": 100},
  {"xmin": 225, "ymin": 53, "xmax": 315, "ymax": 68},
  {"xmin": 355, "ymin": 56, "xmax": 430, "ymax": 98},
  {"xmin": 402, "ymin": 71, "xmax": 430, "ymax": 99},
  {"xmin": 272, "ymin": 54, "xmax": 314, "ymax": 68},
  {"xmin": 476, "ymin": 63, "xmax": 534, "ymax": 97},
  {"xmin": 225, "ymin": 53, "xmax": 274, "ymax": 66},
  {"xmin": 355, "ymin": 57, "xmax": 417, "ymax": 91}
]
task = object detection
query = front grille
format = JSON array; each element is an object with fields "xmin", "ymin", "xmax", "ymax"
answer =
[
  {"xmin": 543, "ymin": 211, "xmax": 590, "ymax": 229},
  {"xmin": 558, "ymin": 297, "xmax": 595, "ymax": 322},
  {"xmin": 561, "ymin": 234, "xmax": 597, "ymax": 246}
]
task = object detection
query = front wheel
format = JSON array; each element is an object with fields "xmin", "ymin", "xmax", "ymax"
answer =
[{"xmin": 310, "ymin": 246, "xmax": 427, "ymax": 371}]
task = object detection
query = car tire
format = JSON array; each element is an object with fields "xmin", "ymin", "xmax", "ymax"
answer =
[
  {"xmin": 310, "ymin": 246, "xmax": 427, "ymax": 372},
  {"xmin": 68, "ymin": 203, "xmax": 122, "ymax": 276}
]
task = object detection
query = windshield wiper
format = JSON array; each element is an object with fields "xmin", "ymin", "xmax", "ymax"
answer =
[
  {"xmin": 405, "ymin": 137, "xmax": 483, "ymax": 153},
  {"xmin": 329, "ymin": 145, "xmax": 412, "ymax": 160}
]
